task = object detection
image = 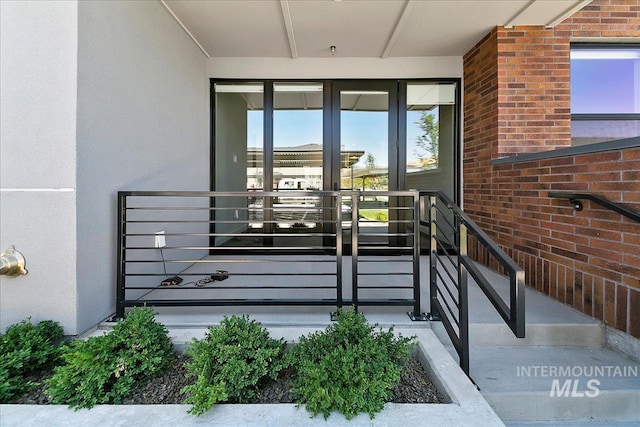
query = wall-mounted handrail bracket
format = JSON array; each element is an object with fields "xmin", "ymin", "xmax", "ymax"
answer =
[
  {"xmin": 549, "ymin": 192, "xmax": 640, "ymax": 223},
  {"xmin": 570, "ymin": 199, "xmax": 583, "ymax": 211}
]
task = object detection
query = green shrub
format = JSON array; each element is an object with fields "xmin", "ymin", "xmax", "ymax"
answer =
[
  {"xmin": 182, "ymin": 315, "xmax": 288, "ymax": 416},
  {"xmin": 0, "ymin": 319, "xmax": 64, "ymax": 402},
  {"xmin": 46, "ymin": 306, "xmax": 173, "ymax": 409},
  {"xmin": 288, "ymin": 309, "xmax": 415, "ymax": 420}
]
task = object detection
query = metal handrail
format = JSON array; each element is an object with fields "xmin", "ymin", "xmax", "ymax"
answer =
[
  {"xmin": 422, "ymin": 191, "xmax": 525, "ymax": 374},
  {"xmin": 549, "ymin": 192, "xmax": 640, "ymax": 223}
]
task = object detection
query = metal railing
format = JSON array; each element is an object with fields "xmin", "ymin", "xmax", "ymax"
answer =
[
  {"xmin": 116, "ymin": 190, "xmax": 525, "ymax": 375},
  {"xmin": 549, "ymin": 192, "xmax": 640, "ymax": 223},
  {"xmin": 116, "ymin": 190, "xmax": 422, "ymax": 318},
  {"xmin": 422, "ymin": 191, "xmax": 526, "ymax": 375}
]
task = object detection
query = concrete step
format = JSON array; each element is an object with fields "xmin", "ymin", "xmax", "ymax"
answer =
[
  {"xmin": 470, "ymin": 346, "xmax": 640, "ymax": 423},
  {"xmin": 432, "ymin": 322, "xmax": 605, "ymax": 348}
]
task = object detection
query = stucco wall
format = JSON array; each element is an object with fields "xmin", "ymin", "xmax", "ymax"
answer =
[
  {"xmin": 0, "ymin": 1, "xmax": 79, "ymax": 333},
  {"xmin": 75, "ymin": 0, "xmax": 209, "ymax": 334}
]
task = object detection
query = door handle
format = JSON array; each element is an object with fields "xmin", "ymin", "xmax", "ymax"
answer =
[{"xmin": 333, "ymin": 182, "xmax": 338, "ymax": 191}]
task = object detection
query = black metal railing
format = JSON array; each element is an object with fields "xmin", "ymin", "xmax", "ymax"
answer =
[
  {"xmin": 422, "ymin": 191, "xmax": 526, "ymax": 375},
  {"xmin": 116, "ymin": 190, "xmax": 525, "ymax": 376},
  {"xmin": 116, "ymin": 190, "xmax": 422, "ymax": 318},
  {"xmin": 549, "ymin": 192, "xmax": 640, "ymax": 223}
]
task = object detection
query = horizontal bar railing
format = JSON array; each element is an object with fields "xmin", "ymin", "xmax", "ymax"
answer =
[
  {"xmin": 116, "ymin": 191, "xmax": 345, "ymax": 318},
  {"xmin": 549, "ymin": 192, "xmax": 640, "ymax": 223},
  {"xmin": 348, "ymin": 191, "xmax": 422, "ymax": 318},
  {"xmin": 117, "ymin": 189, "xmax": 525, "ymax": 377},
  {"xmin": 421, "ymin": 191, "xmax": 525, "ymax": 375},
  {"xmin": 116, "ymin": 190, "xmax": 424, "ymax": 319}
]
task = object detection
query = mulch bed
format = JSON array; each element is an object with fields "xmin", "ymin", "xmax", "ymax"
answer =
[{"xmin": 10, "ymin": 353, "xmax": 443, "ymax": 405}]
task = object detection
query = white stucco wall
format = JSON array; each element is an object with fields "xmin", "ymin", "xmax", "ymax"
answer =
[
  {"xmin": 75, "ymin": 0, "xmax": 209, "ymax": 334},
  {"xmin": 0, "ymin": 1, "xmax": 79, "ymax": 333}
]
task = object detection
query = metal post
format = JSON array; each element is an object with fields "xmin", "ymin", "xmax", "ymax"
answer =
[
  {"xmin": 351, "ymin": 192, "xmax": 359, "ymax": 311},
  {"xmin": 428, "ymin": 196, "xmax": 440, "ymax": 320},
  {"xmin": 336, "ymin": 192, "xmax": 343, "ymax": 308},
  {"xmin": 411, "ymin": 191, "xmax": 423, "ymax": 318},
  {"xmin": 458, "ymin": 223, "xmax": 470, "ymax": 375},
  {"xmin": 512, "ymin": 269, "xmax": 526, "ymax": 338},
  {"xmin": 115, "ymin": 192, "xmax": 127, "ymax": 320},
  {"xmin": 264, "ymin": 82, "xmax": 274, "ymax": 245}
]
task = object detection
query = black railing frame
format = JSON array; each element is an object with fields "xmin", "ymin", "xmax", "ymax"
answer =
[
  {"xmin": 115, "ymin": 190, "xmax": 423, "ymax": 318},
  {"xmin": 424, "ymin": 191, "xmax": 525, "ymax": 375},
  {"xmin": 115, "ymin": 190, "xmax": 525, "ymax": 376}
]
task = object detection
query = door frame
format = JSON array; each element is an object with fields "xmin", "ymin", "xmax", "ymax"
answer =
[{"xmin": 210, "ymin": 78, "xmax": 462, "ymax": 254}]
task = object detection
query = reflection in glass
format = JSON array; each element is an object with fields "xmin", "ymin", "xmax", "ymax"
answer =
[
  {"xmin": 340, "ymin": 91, "xmax": 389, "ymax": 191},
  {"xmin": 340, "ymin": 90, "xmax": 389, "ymax": 244},
  {"xmin": 214, "ymin": 82, "xmax": 264, "ymax": 246},
  {"xmin": 406, "ymin": 82, "xmax": 457, "ymax": 250},
  {"xmin": 406, "ymin": 82, "xmax": 456, "ymax": 199},
  {"xmin": 214, "ymin": 82, "xmax": 264, "ymax": 191},
  {"xmin": 272, "ymin": 83, "xmax": 324, "ymax": 244}
]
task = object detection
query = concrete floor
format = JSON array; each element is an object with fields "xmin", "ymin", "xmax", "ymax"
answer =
[{"xmin": 124, "ymin": 254, "xmax": 599, "ymax": 331}]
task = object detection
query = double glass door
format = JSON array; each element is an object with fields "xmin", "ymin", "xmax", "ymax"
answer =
[{"xmin": 213, "ymin": 80, "xmax": 457, "ymax": 251}]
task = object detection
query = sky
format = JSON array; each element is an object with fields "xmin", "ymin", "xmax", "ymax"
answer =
[{"xmin": 570, "ymin": 58, "xmax": 639, "ymax": 114}]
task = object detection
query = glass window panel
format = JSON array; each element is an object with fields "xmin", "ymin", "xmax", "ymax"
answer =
[
  {"xmin": 571, "ymin": 48, "xmax": 640, "ymax": 114},
  {"xmin": 570, "ymin": 46, "xmax": 640, "ymax": 146},
  {"xmin": 214, "ymin": 82, "xmax": 263, "ymax": 246},
  {"xmin": 214, "ymin": 82, "xmax": 264, "ymax": 192},
  {"xmin": 406, "ymin": 82, "xmax": 456, "ymax": 199},
  {"xmin": 273, "ymin": 83, "xmax": 324, "ymax": 240},
  {"xmin": 340, "ymin": 90, "xmax": 389, "ymax": 244},
  {"xmin": 340, "ymin": 91, "xmax": 389, "ymax": 191}
]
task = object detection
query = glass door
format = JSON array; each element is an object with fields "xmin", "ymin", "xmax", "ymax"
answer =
[
  {"xmin": 272, "ymin": 82, "xmax": 324, "ymax": 247},
  {"xmin": 331, "ymin": 82, "xmax": 398, "ymax": 250}
]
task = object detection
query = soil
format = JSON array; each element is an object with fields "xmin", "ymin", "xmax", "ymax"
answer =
[{"xmin": 10, "ymin": 353, "xmax": 444, "ymax": 405}]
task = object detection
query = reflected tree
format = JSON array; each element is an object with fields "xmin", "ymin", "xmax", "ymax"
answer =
[{"xmin": 415, "ymin": 112, "xmax": 439, "ymax": 167}]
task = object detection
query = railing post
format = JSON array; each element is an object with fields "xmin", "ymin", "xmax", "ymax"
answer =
[
  {"xmin": 458, "ymin": 222, "xmax": 470, "ymax": 375},
  {"xmin": 351, "ymin": 191, "xmax": 360, "ymax": 312},
  {"xmin": 512, "ymin": 269, "xmax": 526, "ymax": 338},
  {"xmin": 351, "ymin": 192, "xmax": 359, "ymax": 312},
  {"xmin": 428, "ymin": 196, "xmax": 440, "ymax": 320},
  {"xmin": 115, "ymin": 192, "xmax": 127, "ymax": 320},
  {"xmin": 336, "ymin": 192, "xmax": 343, "ymax": 308},
  {"xmin": 412, "ymin": 191, "xmax": 421, "ymax": 316}
]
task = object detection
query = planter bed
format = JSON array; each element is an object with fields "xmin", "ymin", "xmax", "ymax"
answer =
[{"xmin": 1, "ymin": 329, "xmax": 504, "ymax": 426}]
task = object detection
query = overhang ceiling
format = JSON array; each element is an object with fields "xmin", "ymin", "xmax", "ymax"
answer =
[{"xmin": 163, "ymin": 0, "xmax": 592, "ymax": 59}]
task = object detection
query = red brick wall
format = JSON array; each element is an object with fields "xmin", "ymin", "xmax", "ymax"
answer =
[
  {"xmin": 463, "ymin": 0, "xmax": 640, "ymax": 338},
  {"xmin": 463, "ymin": 29, "xmax": 499, "ymax": 225}
]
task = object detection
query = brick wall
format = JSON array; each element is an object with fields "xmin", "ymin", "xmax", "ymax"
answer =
[{"xmin": 463, "ymin": 0, "xmax": 640, "ymax": 338}]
